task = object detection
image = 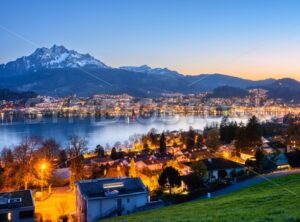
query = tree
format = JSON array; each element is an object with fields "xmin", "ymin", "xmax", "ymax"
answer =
[
  {"xmin": 186, "ymin": 127, "xmax": 196, "ymax": 150},
  {"xmin": 95, "ymin": 144, "xmax": 105, "ymax": 157},
  {"xmin": 39, "ymin": 138, "xmax": 60, "ymax": 161},
  {"xmin": 220, "ymin": 117, "xmax": 238, "ymax": 144},
  {"xmin": 235, "ymin": 116, "xmax": 262, "ymax": 152},
  {"xmin": 246, "ymin": 116, "xmax": 262, "ymax": 148},
  {"xmin": 159, "ymin": 133, "xmax": 166, "ymax": 154},
  {"xmin": 191, "ymin": 160, "xmax": 207, "ymax": 177},
  {"xmin": 129, "ymin": 158, "xmax": 137, "ymax": 178},
  {"xmin": 287, "ymin": 123, "xmax": 300, "ymax": 149},
  {"xmin": 58, "ymin": 149, "xmax": 68, "ymax": 167},
  {"xmin": 195, "ymin": 134, "xmax": 204, "ymax": 150},
  {"xmin": 158, "ymin": 166, "xmax": 181, "ymax": 195},
  {"xmin": 205, "ymin": 129, "xmax": 220, "ymax": 151},
  {"xmin": 13, "ymin": 137, "xmax": 41, "ymax": 189},
  {"xmin": 67, "ymin": 136, "xmax": 88, "ymax": 185},
  {"xmin": 184, "ymin": 173, "xmax": 204, "ymax": 193},
  {"xmin": 255, "ymin": 148, "xmax": 265, "ymax": 168},
  {"xmin": 287, "ymin": 150, "xmax": 300, "ymax": 168},
  {"xmin": 0, "ymin": 148, "xmax": 14, "ymax": 167},
  {"xmin": 110, "ymin": 147, "xmax": 119, "ymax": 160},
  {"xmin": 235, "ymin": 126, "xmax": 248, "ymax": 153}
]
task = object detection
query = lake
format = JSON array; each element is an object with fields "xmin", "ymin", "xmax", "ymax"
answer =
[{"xmin": 0, "ymin": 115, "xmax": 271, "ymax": 150}]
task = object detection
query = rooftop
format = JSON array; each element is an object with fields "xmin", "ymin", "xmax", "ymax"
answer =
[
  {"xmin": 76, "ymin": 177, "xmax": 147, "ymax": 199},
  {"xmin": 0, "ymin": 190, "xmax": 34, "ymax": 209},
  {"xmin": 203, "ymin": 158, "xmax": 245, "ymax": 171}
]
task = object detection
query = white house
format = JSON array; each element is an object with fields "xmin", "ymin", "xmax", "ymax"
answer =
[
  {"xmin": 76, "ymin": 177, "xmax": 149, "ymax": 222},
  {"xmin": 0, "ymin": 190, "xmax": 35, "ymax": 222}
]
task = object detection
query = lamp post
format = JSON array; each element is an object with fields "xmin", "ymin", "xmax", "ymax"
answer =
[{"xmin": 41, "ymin": 163, "xmax": 46, "ymax": 195}]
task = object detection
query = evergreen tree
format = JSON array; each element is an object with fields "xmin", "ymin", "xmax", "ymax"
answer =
[
  {"xmin": 205, "ymin": 129, "xmax": 220, "ymax": 151},
  {"xmin": 186, "ymin": 127, "xmax": 196, "ymax": 149},
  {"xmin": 246, "ymin": 116, "xmax": 262, "ymax": 148},
  {"xmin": 195, "ymin": 134, "xmax": 204, "ymax": 150},
  {"xmin": 159, "ymin": 133, "xmax": 167, "ymax": 154},
  {"xmin": 110, "ymin": 147, "xmax": 119, "ymax": 160},
  {"xmin": 95, "ymin": 144, "xmax": 105, "ymax": 157},
  {"xmin": 220, "ymin": 116, "xmax": 238, "ymax": 144}
]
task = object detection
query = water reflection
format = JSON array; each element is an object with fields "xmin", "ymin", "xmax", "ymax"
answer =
[{"xmin": 0, "ymin": 116, "xmax": 270, "ymax": 150}]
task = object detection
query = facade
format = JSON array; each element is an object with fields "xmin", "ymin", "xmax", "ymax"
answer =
[
  {"xmin": 76, "ymin": 177, "xmax": 149, "ymax": 222},
  {"xmin": 202, "ymin": 158, "xmax": 246, "ymax": 182},
  {"xmin": 0, "ymin": 190, "xmax": 35, "ymax": 222},
  {"xmin": 271, "ymin": 153, "xmax": 290, "ymax": 170}
]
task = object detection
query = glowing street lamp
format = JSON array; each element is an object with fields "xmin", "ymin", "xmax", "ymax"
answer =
[{"xmin": 40, "ymin": 162, "xmax": 47, "ymax": 195}]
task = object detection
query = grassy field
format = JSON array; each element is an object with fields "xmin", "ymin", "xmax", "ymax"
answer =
[{"xmin": 105, "ymin": 174, "xmax": 300, "ymax": 222}]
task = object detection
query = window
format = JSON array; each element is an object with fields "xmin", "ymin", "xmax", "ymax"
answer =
[
  {"xmin": 0, "ymin": 213, "xmax": 9, "ymax": 221},
  {"xmin": 19, "ymin": 210, "xmax": 34, "ymax": 219}
]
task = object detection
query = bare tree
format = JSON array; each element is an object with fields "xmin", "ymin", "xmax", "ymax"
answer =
[
  {"xmin": 39, "ymin": 138, "xmax": 61, "ymax": 161},
  {"xmin": 67, "ymin": 135, "xmax": 88, "ymax": 185}
]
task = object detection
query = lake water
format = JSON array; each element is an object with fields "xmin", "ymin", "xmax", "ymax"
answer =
[{"xmin": 0, "ymin": 115, "xmax": 271, "ymax": 150}]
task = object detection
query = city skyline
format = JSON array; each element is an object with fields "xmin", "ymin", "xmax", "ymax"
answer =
[{"xmin": 1, "ymin": 0, "xmax": 300, "ymax": 80}]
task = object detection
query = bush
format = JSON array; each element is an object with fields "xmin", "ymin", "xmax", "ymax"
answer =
[{"xmin": 184, "ymin": 173, "xmax": 205, "ymax": 193}]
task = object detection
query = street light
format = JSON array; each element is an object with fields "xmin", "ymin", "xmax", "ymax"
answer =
[{"xmin": 41, "ymin": 163, "xmax": 47, "ymax": 195}]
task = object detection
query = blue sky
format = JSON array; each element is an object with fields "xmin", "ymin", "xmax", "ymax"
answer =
[{"xmin": 1, "ymin": 0, "xmax": 300, "ymax": 80}]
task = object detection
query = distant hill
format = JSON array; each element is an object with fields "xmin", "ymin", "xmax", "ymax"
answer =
[
  {"xmin": 186, "ymin": 74, "xmax": 275, "ymax": 93},
  {"xmin": 0, "ymin": 89, "xmax": 37, "ymax": 101},
  {"xmin": 263, "ymin": 78, "xmax": 300, "ymax": 103},
  {"xmin": 208, "ymin": 86, "xmax": 250, "ymax": 98},
  {"xmin": 0, "ymin": 44, "xmax": 293, "ymax": 97}
]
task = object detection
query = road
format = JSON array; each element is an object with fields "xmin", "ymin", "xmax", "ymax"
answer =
[
  {"xmin": 197, "ymin": 169, "xmax": 300, "ymax": 201},
  {"xmin": 35, "ymin": 186, "xmax": 76, "ymax": 221}
]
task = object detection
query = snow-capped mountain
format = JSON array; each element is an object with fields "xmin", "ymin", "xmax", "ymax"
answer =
[
  {"xmin": 119, "ymin": 65, "xmax": 181, "ymax": 77},
  {"xmin": 0, "ymin": 44, "xmax": 278, "ymax": 97},
  {"xmin": 0, "ymin": 45, "xmax": 109, "ymax": 74}
]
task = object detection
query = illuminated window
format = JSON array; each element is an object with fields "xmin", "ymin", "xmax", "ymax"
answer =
[{"xmin": 103, "ymin": 182, "xmax": 124, "ymax": 189}]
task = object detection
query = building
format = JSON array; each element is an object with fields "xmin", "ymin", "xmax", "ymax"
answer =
[
  {"xmin": 136, "ymin": 157, "xmax": 165, "ymax": 172},
  {"xmin": 76, "ymin": 177, "xmax": 149, "ymax": 222},
  {"xmin": 202, "ymin": 158, "xmax": 246, "ymax": 182},
  {"xmin": 0, "ymin": 190, "xmax": 35, "ymax": 222},
  {"xmin": 270, "ymin": 153, "xmax": 290, "ymax": 170},
  {"xmin": 239, "ymin": 149, "xmax": 256, "ymax": 162}
]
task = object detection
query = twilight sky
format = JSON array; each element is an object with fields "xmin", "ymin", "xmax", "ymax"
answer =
[{"xmin": 1, "ymin": 0, "xmax": 300, "ymax": 80}]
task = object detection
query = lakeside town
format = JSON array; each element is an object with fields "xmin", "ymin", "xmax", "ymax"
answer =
[
  {"xmin": 1, "ymin": 89, "xmax": 300, "ymax": 122},
  {"xmin": 1, "ymin": 99, "xmax": 300, "ymax": 221}
]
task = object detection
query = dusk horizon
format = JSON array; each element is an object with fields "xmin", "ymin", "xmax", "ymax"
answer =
[{"xmin": 2, "ymin": 0, "xmax": 300, "ymax": 81}]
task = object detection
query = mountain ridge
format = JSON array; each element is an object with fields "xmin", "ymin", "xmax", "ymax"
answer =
[{"xmin": 1, "ymin": 45, "xmax": 299, "ymax": 99}]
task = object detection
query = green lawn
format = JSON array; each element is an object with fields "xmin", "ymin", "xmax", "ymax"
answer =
[{"xmin": 105, "ymin": 174, "xmax": 300, "ymax": 222}]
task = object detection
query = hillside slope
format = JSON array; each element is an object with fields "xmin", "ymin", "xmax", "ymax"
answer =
[{"xmin": 105, "ymin": 174, "xmax": 300, "ymax": 222}]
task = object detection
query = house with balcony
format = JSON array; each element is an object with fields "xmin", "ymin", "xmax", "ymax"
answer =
[
  {"xmin": 75, "ymin": 177, "xmax": 149, "ymax": 222},
  {"xmin": 0, "ymin": 190, "xmax": 35, "ymax": 222}
]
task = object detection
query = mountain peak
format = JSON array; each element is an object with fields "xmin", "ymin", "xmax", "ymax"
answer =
[
  {"xmin": 119, "ymin": 65, "xmax": 181, "ymax": 77},
  {"xmin": 1, "ymin": 45, "xmax": 109, "ymax": 74}
]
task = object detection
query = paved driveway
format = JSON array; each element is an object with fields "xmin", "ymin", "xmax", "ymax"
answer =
[{"xmin": 35, "ymin": 186, "xmax": 76, "ymax": 221}]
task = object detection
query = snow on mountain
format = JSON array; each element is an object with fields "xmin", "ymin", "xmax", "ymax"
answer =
[
  {"xmin": 119, "ymin": 65, "xmax": 182, "ymax": 77},
  {"xmin": 0, "ymin": 45, "xmax": 109, "ymax": 74}
]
